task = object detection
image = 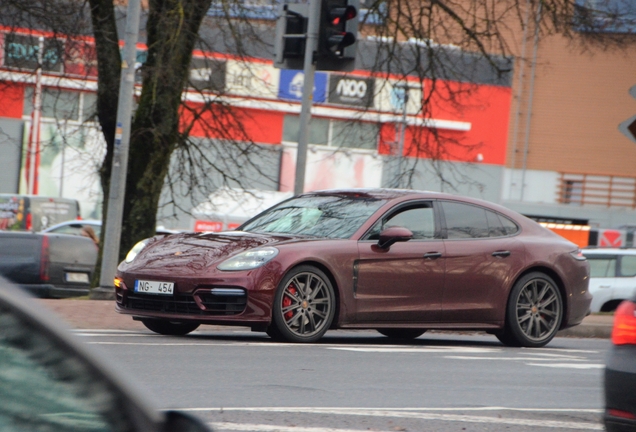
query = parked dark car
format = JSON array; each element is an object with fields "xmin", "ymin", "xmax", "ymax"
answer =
[
  {"xmin": 115, "ymin": 189, "xmax": 591, "ymax": 347},
  {"xmin": 604, "ymin": 297, "xmax": 636, "ymax": 431},
  {"xmin": 0, "ymin": 231, "xmax": 96, "ymax": 297},
  {"xmin": 0, "ymin": 276, "xmax": 210, "ymax": 431}
]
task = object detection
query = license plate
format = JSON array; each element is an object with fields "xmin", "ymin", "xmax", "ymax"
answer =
[
  {"xmin": 65, "ymin": 272, "xmax": 89, "ymax": 283},
  {"xmin": 134, "ymin": 280, "xmax": 174, "ymax": 295}
]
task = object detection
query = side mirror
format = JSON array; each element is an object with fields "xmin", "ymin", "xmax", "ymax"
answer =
[{"xmin": 378, "ymin": 226, "xmax": 413, "ymax": 249}]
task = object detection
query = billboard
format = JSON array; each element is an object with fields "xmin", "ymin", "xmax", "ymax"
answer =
[{"xmin": 278, "ymin": 70, "xmax": 328, "ymax": 103}]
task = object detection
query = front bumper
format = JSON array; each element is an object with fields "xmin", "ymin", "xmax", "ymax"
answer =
[
  {"xmin": 115, "ymin": 271, "xmax": 276, "ymax": 326},
  {"xmin": 605, "ymin": 345, "xmax": 636, "ymax": 432}
]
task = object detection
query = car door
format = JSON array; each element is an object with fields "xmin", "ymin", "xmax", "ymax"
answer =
[
  {"xmin": 440, "ymin": 201, "xmax": 526, "ymax": 324},
  {"xmin": 586, "ymin": 254, "xmax": 618, "ymax": 312},
  {"xmin": 355, "ymin": 201, "xmax": 445, "ymax": 323}
]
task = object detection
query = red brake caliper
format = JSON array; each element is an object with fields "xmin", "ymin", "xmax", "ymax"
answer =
[{"xmin": 283, "ymin": 285, "xmax": 297, "ymax": 320}]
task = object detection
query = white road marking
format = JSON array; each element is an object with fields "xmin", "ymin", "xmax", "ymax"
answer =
[
  {"xmin": 211, "ymin": 423, "xmax": 392, "ymax": 432},
  {"xmin": 76, "ymin": 333, "xmax": 154, "ymax": 337},
  {"xmin": 327, "ymin": 347, "xmax": 500, "ymax": 353},
  {"xmin": 182, "ymin": 407, "xmax": 602, "ymax": 430},
  {"xmin": 444, "ymin": 356, "xmax": 586, "ymax": 361},
  {"xmin": 525, "ymin": 363, "xmax": 605, "ymax": 369}
]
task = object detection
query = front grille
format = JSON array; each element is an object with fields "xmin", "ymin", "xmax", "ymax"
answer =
[{"xmin": 122, "ymin": 290, "xmax": 247, "ymax": 316}]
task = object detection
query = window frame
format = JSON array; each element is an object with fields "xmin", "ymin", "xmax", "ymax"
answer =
[
  {"xmin": 438, "ymin": 200, "xmax": 520, "ymax": 241},
  {"xmin": 359, "ymin": 200, "xmax": 443, "ymax": 242}
]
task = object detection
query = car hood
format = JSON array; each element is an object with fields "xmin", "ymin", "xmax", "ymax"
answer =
[{"xmin": 120, "ymin": 231, "xmax": 306, "ymax": 273}]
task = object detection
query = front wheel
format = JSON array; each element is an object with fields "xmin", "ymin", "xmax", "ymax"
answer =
[
  {"xmin": 141, "ymin": 319, "xmax": 200, "ymax": 336},
  {"xmin": 498, "ymin": 272, "xmax": 563, "ymax": 348},
  {"xmin": 271, "ymin": 265, "xmax": 336, "ymax": 343},
  {"xmin": 377, "ymin": 329, "xmax": 426, "ymax": 340}
]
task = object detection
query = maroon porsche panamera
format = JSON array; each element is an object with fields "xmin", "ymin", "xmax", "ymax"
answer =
[{"xmin": 115, "ymin": 189, "xmax": 591, "ymax": 347}]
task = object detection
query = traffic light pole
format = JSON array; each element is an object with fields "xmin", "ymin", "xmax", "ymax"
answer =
[
  {"xmin": 293, "ymin": 0, "xmax": 321, "ymax": 196},
  {"xmin": 92, "ymin": 0, "xmax": 141, "ymax": 299}
]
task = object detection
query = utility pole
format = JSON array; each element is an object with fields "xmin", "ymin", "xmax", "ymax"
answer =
[
  {"xmin": 92, "ymin": 0, "xmax": 141, "ymax": 299},
  {"xmin": 293, "ymin": 0, "xmax": 321, "ymax": 196},
  {"xmin": 27, "ymin": 36, "xmax": 44, "ymax": 196}
]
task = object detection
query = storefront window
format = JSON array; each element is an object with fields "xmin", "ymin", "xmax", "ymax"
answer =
[
  {"xmin": 283, "ymin": 115, "xmax": 329, "ymax": 146},
  {"xmin": 23, "ymin": 89, "xmax": 97, "ymax": 123},
  {"xmin": 331, "ymin": 120, "xmax": 378, "ymax": 150},
  {"xmin": 282, "ymin": 114, "xmax": 379, "ymax": 151}
]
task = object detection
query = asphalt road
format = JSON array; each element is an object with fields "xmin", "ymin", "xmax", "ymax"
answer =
[{"xmin": 76, "ymin": 327, "xmax": 609, "ymax": 432}]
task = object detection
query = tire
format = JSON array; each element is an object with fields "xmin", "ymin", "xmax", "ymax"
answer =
[
  {"xmin": 377, "ymin": 329, "xmax": 426, "ymax": 340},
  {"xmin": 141, "ymin": 319, "xmax": 200, "ymax": 336},
  {"xmin": 499, "ymin": 272, "xmax": 563, "ymax": 348},
  {"xmin": 271, "ymin": 265, "xmax": 336, "ymax": 343}
]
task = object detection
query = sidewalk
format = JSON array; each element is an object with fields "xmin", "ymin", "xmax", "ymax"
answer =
[{"xmin": 37, "ymin": 298, "xmax": 615, "ymax": 338}]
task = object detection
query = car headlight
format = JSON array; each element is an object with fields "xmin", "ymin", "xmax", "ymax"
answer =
[
  {"xmin": 125, "ymin": 239, "xmax": 150, "ymax": 263},
  {"xmin": 217, "ymin": 247, "xmax": 279, "ymax": 271}
]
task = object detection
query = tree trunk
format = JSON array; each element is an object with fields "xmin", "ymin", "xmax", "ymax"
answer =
[{"xmin": 119, "ymin": 0, "xmax": 212, "ymax": 261}]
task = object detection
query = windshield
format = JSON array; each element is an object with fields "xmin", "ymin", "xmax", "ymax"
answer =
[{"xmin": 240, "ymin": 195, "xmax": 387, "ymax": 239}]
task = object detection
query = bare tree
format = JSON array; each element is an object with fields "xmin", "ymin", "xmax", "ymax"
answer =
[{"xmin": 1, "ymin": 0, "xmax": 633, "ymax": 284}]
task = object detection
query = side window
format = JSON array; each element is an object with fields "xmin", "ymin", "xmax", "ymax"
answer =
[
  {"xmin": 486, "ymin": 210, "xmax": 506, "ymax": 237},
  {"xmin": 498, "ymin": 214, "xmax": 519, "ymax": 235},
  {"xmin": 587, "ymin": 256, "xmax": 617, "ymax": 278},
  {"xmin": 619, "ymin": 255, "xmax": 636, "ymax": 277},
  {"xmin": 366, "ymin": 204, "xmax": 435, "ymax": 240},
  {"xmin": 442, "ymin": 202, "xmax": 489, "ymax": 239}
]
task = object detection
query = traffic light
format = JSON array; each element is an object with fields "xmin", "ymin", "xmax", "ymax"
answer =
[
  {"xmin": 316, "ymin": 0, "xmax": 359, "ymax": 71},
  {"xmin": 274, "ymin": 3, "xmax": 309, "ymax": 70}
]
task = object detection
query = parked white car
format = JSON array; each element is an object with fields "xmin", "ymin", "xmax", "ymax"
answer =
[{"xmin": 582, "ymin": 248, "xmax": 636, "ymax": 312}]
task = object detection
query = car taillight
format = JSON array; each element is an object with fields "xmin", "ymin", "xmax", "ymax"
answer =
[
  {"xmin": 611, "ymin": 300, "xmax": 636, "ymax": 345},
  {"xmin": 40, "ymin": 236, "xmax": 50, "ymax": 282},
  {"xmin": 26, "ymin": 212, "xmax": 32, "ymax": 231},
  {"xmin": 608, "ymin": 408, "xmax": 636, "ymax": 420}
]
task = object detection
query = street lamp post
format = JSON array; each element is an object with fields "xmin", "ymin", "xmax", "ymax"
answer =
[{"xmin": 394, "ymin": 83, "xmax": 410, "ymax": 189}]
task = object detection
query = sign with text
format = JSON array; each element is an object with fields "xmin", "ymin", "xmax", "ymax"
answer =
[
  {"xmin": 3, "ymin": 34, "xmax": 63, "ymax": 73},
  {"xmin": 225, "ymin": 60, "xmax": 280, "ymax": 99},
  {"xmin": 189, "ymin": 57, "xmax": 226, "ymax": 92},
  {"xmin": 278, "ymin": 70, "xmax": 328, "ymax": 103},
  {"xmin": 374, "ymin": 79, "xmax": 423, "ymax": 115},
  {"xmin": 327, "ymin": 75, "xmax": 375, "ymax": 107}
]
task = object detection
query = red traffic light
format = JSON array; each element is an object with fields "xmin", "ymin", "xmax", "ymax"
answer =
[{"xmin": 329, "ymin": 6, "xmax": 357, "ymax": 27}]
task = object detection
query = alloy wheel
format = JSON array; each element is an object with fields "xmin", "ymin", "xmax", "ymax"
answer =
[
  {"xmin": 514, "ymin": 278, "xmax": 561, "ymax": 342},
  {"xmin": 277, "ymin": 270, "xmax": 334, "ymax": 340}
]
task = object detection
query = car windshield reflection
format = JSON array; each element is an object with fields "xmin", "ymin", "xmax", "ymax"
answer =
[{"xmin": 241, "ymin": 195, "xmax": 387, "ymax": 239}]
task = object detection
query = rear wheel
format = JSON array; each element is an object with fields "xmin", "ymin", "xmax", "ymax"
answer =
[
  {"xmin": 499, "ymin": 272, "xmax": 563, "ymax": 348},
  {"xmin": 271, "ymin": 265, "xmax": 336, "ymax": 343},
  {"xmin": 141, "ymin": 319, "xmax": 200, "ymax": 336},
  {"xmin": 377, "ymin": 329, "xmax": 426, "ymax": 340}
]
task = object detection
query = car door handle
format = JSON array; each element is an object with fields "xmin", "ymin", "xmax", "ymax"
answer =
[
  {"xmin": 423, "ymin": 252, "xmax": 442, "ymax": 259},
  {"xmin": 492, "ymin": 250, "xmax": 511, "ymax": 258}
]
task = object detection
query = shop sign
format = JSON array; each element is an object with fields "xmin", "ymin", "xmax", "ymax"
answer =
[
  {"xmin": 189, "ymin": 57, "xmax": 226, "ymax": 91},
  {"xmin": 374, "ymin": 79, "xmax": 423, "ymax": 114},
  {"xmin": 3, "ymin": 34, "xmax": 63, "ymax": 73},
  {"xmin": 278, "ymin": 70, "xmax": 327, "ymax": 102},
  {"xmin": 193, "ymin": 220, "xmax": 240, "ymax": 232},
  {"xmin": 225, "ymin": 59, "xmax": 279, "ymax": 98},
  {"xmin": 64, "ymin": 40, "xmax": 98, "ymax": 78},
  {"xmin": 327, "ymin": 75, "xmax": 375, "ymax": 108}
]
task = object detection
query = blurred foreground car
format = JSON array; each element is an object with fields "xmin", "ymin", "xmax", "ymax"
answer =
[
  {"xmin": 605, "ymin": 297, "xmax": 636, "ymax": 431},
  {"xmin": 116, "ymin": 189, "xmax": 591, "ymax": 347},
  {"xmin": 0, "ymin": 276, "xmax": 210, "ymax": 432},
  {"xmin": 582, "ymin": 248, "xmax": 636, "ymax": 313}
]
